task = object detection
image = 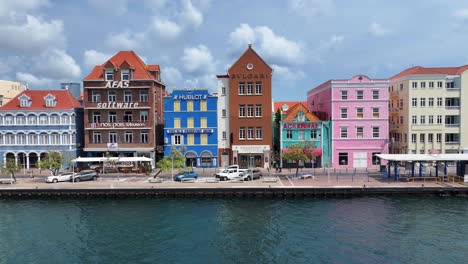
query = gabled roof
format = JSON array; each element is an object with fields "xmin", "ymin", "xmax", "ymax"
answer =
[
  {"xmin": 390, "ymin": 65, "xmax": 468, "ymax": 80},
  {"xmin": 84, "ymin": 51, "xmax": 159, "ymax": 80},
  {"xmin": 273, "ymin": 101, "xmax": 306, "ymax": 114},
  {"xmin": 283, "ymin": 102, "xmax": 320, "ymax": 122},
  {"xmin": 0, "ymin": 90, "xmax": 82, "ymax": 111},
  {"xmin": 228, "ymin": 44, "xmax": 273, "ymax": 73}
]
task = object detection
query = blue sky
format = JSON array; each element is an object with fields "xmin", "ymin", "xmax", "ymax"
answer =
[{"xmin": 1, "ymin": 0, "xmax": 468, "ymax": 101}]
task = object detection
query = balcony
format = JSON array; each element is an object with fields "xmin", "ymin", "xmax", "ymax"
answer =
[
  {"xmin": 86, "ymin": 121, "xmax": 152, "ymax": 129},
  {"xmin": 85, "ymin": 101, "xmax": 152, "ymax": 109}
]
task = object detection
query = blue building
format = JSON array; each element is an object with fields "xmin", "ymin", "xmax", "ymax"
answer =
[
  {"xmin": 163, "ymin": 89, "xmax": 218, "ymax": 168},
  {"xmin": 0, "ymin": 90, "xmax": 84, "ymax": 170}
]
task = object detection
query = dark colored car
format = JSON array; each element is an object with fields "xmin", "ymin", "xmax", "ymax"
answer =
[
  {"xmin": 174, "ymin": 171, "xmax": 198, "ymax": 181},
  {"xmin": 72, "ymin": 170, "xmax": 99, "ymax": 182}
]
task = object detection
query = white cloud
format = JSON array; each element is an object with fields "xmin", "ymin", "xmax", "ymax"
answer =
[
  {"xmin": 162, "ymin": 66, "xmax": 183, "ymax": 86},
  {"xmin": 369, "ymin": 22, "xmax": 391, "ymax": 36},
  {"xmin": 0, "ymin": 15, "xmax": 64, "ymax": 53},
  {"xmin": 184, "ymin": 74, "xmax": 216, "ymax": 90},
  {"xmin": 454, "ymin": 8, "xmax": 468, "ymax": 19},
  {"xmin": 0, "ymin": 0, "xmax": 50, "ymax": 18},
  {"xmin": 179, "ymin": 0, "xmax": 203, "ymax": 27},
  {"xmin": 16, "ymin": 72, "xmax": 55, "ymax": 89},
  {"xmin": 181, "ymin": 45, "xmax": 215, "ymax": 74},
  {"xmin": 31, "ymin": 49, "xmax": 81, "ymax": 80},
  {"xmin": 152, "ymin": 18, "xmax": 182, "ymax": 39},
  {"xmin": 288, "ymin": 0, "xmax": 334, "ymax": 18},
  {"xmin": 271, "ymin": 64, "xmax": 305, "ymax": 81},
  {"xmin": 88, "ymin": 0, "xmax": 128, "ymax": 15},
  {"xmin": 228, "ymin": 24, "xmax": 304, "ymax": 65},
  {"xmin": 105, "ymin": 31, "xmax": 143, "ymax": 50},
  {"xmin": 319, "ymin": 35, "xmax": 344, "ymax": 49},
  {"xmin": 83, "ymin": 50, "xmax": 112, "ymax": 68}
]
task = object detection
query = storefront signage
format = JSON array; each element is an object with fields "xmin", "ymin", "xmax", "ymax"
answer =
[
  {"xmin": 105, "ymin": 81, "xmax": 130, "ymax": 88},
  {"xmin": 283, "ymin": 122, "xmax": 321, "ymax": 129},
  {"xmin": 167, "ymin": 129, "xmax": 214, "ymax": 134},
  {"xmin": 96, "ymin": 102, "xmax": 139, "ymax": 108},
  {"xmin": 173, "ymin": 95, "xmax": 207, "ymax": 100},
  {"xmin": 91, "ymin": 122, "xmax": 146, "ymax": 128},
  {"xmin": 230, "ymin": 73, "xmax": 269, "ymax": 80}
]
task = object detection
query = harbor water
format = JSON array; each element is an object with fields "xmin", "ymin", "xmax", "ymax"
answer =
[{"xmin": 0, "ymin": 197, "xmax": 467, "ymax": 264}]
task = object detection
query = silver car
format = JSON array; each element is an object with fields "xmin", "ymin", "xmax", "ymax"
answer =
[
  {"xmin": 46, "ymin": 172, "xmax": 75, "ymax": 183},
  {"xmin": 72, "ymin": 170, "xmax": 99, "ymax": 182}
]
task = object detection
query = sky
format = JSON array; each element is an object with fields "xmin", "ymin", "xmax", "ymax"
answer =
[{"xmin": 1, "ymin": 0, "xmax": 468, "ymax": 101}]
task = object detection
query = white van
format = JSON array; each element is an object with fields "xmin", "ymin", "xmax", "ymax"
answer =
[{"xmin": 215, "ymin": 165, "xmax": 242, "ymax": 181}]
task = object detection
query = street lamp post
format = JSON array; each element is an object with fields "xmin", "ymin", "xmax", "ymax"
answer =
[{"xmin": 171, "ymin": 155, "xmax": 174, "ymax": 181}]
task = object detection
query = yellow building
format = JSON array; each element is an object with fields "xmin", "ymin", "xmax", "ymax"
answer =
[
  {"xmin": 0, "ymin": 80, "xmax": 26, "ymax": 106},
  {"xmin": 389, "ymin": 65, "xmax": 468, "ymax": 154}
]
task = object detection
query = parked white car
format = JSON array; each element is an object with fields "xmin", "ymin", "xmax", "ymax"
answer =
[
  {"xmin": 46, "ymin": 172, "xmax": 75, "ymax": 183},
  {"xmin": 215, "ymin": 165, "xmax": 242, "ymax": 181}
]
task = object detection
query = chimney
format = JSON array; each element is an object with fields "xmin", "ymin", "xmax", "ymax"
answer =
[{"xmin": 248, "ymin": 43, "xmax": 252, "ymax": 48}]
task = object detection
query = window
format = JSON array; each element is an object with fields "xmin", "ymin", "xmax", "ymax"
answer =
[
  {"xmin": 174, "ymin": 100, "xmax": 180, "ymax": 111},
  {"xmin": 187, "ymin": 134, "xmax": 194, "ymax": 145},
  {"xmin": 221, "ymin": 87, "xmax": 226, "ymax": 96},
  {"xmin": 373, "ymin": 127, "xmax": 379, "ymax": 138},
  {"xmin": 222, "ymin": 109, "xmax": 226, "ymax": 117},
  {"xmin": 411, "ymin": 134, "xmax": 416, "ymax": 143},
  {"xmin": 16, "ymin": 115, "xmax": 25, "ymax": 125},
  {"xmin": 420, "ymin": 98, "xmax": 426, "ymax": 107},
  {"xmin": 5, "ymin": 133, "xmax": 14, "ymax": 144},
  {"xmin": 185, "ymin": 117, "xmax": 193, "ymax": 128},
  {"xmin": 437, "ymin": 133, "xmax": 442, "ymax": 143},
  {"xmin": 247, "ymin": 82, "xmax": 254, "ymax": 95},
  {"xmin": 437, "ymin": 97, "xmax": 442, "ymax": 107},
  {"xmin": 356, "ymin": 108, "xmax": 363, "ymax": 118},
  {"xmin": 297, "ymin": 111, "xmax": 305, "ymax": 121},
  {"xmin": 399, "ymin": 99, "xmax": 404, "ymax": 108},
  {"xmin": 428, "ymin": 98, "xmax": 434, "ymax": 107},
  {"xmin": 139, "ymin": 90, "xmax": 148, "ymax": 102},
  {"xmin": 239, "ymin": 127, "xmax": 246, "ymax": 140},
  {"xmin": 92, "ymin": 91, "xmax": 100, "ymax": 102},
  {"xmin": 420, "ymin": 116, "xmax": 425, "ymax": 124},
  {"xmin": 428, "ymin": 134, "xmax": 433, "ymax": 143},
  {"xmin": 437, "ymin": 81, "xmax": 443, "ymax": 88},
  {"xmin": 429, "ymin": 115, "xmax": 434, "ymax": 124},
  {"xmin": 239, "ymin": 105, "xmax": 245, "ymax": 117},
  {"xmin": 187, "ymin": 100, "xmax": 193, "ymax": 111},
  {"xmin": 357, "ymin": 90, "xmax": 363, "ymax": 100},
  {"xmin": 200, "ymin": 118, "xmax": 207, "ymax": 128},
  {"xmin": 340, "ymin": 127, "xmax": 348, "ymax": 138},
  {"xmin": 286, "ymin": 130, "xmax": 292, "ymax": 139},
  {"xmin": 28, "ymin": 115, "xmax": 37, "ymax": 125},
  {"xmin": 372, "ymin": 108, "xmax": 379, "ymax": 118},
  {"xmin": 400, "ymin": 83, "xmax": 403, "ymax": 90},
  {"xmin": 341, "ymin": 90, "xmax": 348, "ymax": 100},
  {"xmin": 109, "ymin": 132, "xmax": 117, "ymax": 143},
  {"xmin": 437, "ymin": 115, "xmax": 442, "ymax": 124},
  {"xmin": 372, "ymin": 152, "xmax": 381, "ymax": 165},
  {"xmin": 125, "ymin": 131, "xmax": 133, "ymax": 143},
  {"xmin": 247, "ymin": 105, "xmax": 254, "ymax": 117},
  {"xmin": 247, "ymin": 127, "xmax": 254, "ymax": 139},
  {"xmin": 446, "ymin": 81, "xmax": 455, "ymax": 88},
  {"xmin": 121, "ymin": 70, "xmax": 130, "ymax": 81},
  {"xmin": 356, "ymin": 127, "xmax": 364, "ymax": 138},
  {"xmin": 141, "ymin": 131, "xmax": 148, "ymax": 143},
  {"xmin": 399, "ymin": 116, "xmax": 404, "ymax": 124},
  {"xmin": 256, "ymin": 127, "xmax": 262, "ymax": 139},
  {"xmin": 412, "ymin": 82, "xmax": 418, "ymax": 89},
  {"xmin": 39, "ymin": 115, "xmax": 47, "ymax": 125},
  {"xmin": 20, "ymin": 98, "xmax": 29, "ymax": 107},
  {"xmin": 201, "ymin": 134, "xmax": 208, "ymax": 145},
  {"xmin": 311, "ymin": 130, "xmax": 317, "ymax": 139},
  {"xmin": 341, "ymin": 108, "xmax": 348, "ymax": 119},
  {"xmin": 373, "ymin": 90, "xmax": 379, "ymax": 99},
  {"xmin": 420, "ymin": 133, "xmax": 425, "ymax": 143},
  {"xmin": 174, "ymin": 118, "xmax": 180, "ymax": 128},
  {"xmin": 109, "ymin": 111, "xmax": 116, "ymax": 122},
  {"xmin": 108, "ymin": 90, "xmax": 116, "ymax": 102},
  {"xmin": 17, "ymin": 133, "xmax": 25, "ymax": 145},
  {"xmin": 93, "ymin": 112, "xmax": 101, "ymax": 123},
  {"xmin": 124, "ymin": 90, "xmax": 132, "ymax": 102},
  {"xmin": 50, "ymin": 115, "xmax": 59, "ymax": 124},
  {"xmin": 420, "ymin": 82, "xmax": 426, "ymax": 88},
  {"xmin": 200, "ymin": 100, "xmax": 207, "ymax": 111},
  {"xmin": 123, "ymin": 111, "xmax": 132, "ymax": 122},
  {"xmin": 445, "ymin": 133, "xmax": 459, "ymax": 143},
  {"xmin": 105, "ymin": 70, "xmax": 113, "ymax": 81},
  {"xmin": 429, "ymin": 82, "xmax": 434, "ymax": 88},
  {"xmin": 339, "ymin": 153, "xmax": 348, "ymax": 165},
  {"xmin": 222, "ymin": 131, "xmax": 227, "ymax": 140},
  {"xmin": 255, "ymin": 105, "xmax": 262, "ymax": 117},
  {"xmin": 51, "ymin": 133, "xmax": 59, "ymax": 145},
  {"xmin": 28, "ymin": 134, "xmax": 37, "ymax": 145},
  {"xmin": 238, "ymin": 83, "xmax": 245, "ymax": 95},
  {"xmin": 412, "ymin": 98, "xmax": 417, "ymax": 107},
  {"xmin": 140, "ymin": 110, "xmax": 148, "ymax": 122},
  {"xmin": 298, "ymin": 131, "xmax": 305, "ymax": 140},
  {"xmin": 93, "ymin": 132, "xmax": 102, "ymax": 144},
  {"xmin": 173, "ymin": 134, "xmax": 181, "ymax": 145},
  {"xmin": 412, "ymin": 115, "xmax": 417, "ymax": 124},
  {"xmin": 255, "ymin": 82, "xmax": 262, "ymax": 94}
]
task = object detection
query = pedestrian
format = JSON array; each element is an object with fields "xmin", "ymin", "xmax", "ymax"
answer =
[{"xmin": 275, "ymin": 162, "xmax": 279, "ymax": 172}]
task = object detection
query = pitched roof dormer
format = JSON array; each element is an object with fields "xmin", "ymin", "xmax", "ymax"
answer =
[
  {"xmin": 44, "ymin": 94, "xmax": 57, "ymax": 108},
  {"xmin": 18, "ymin": 94, "xmax": 31, "ymax": 108}
]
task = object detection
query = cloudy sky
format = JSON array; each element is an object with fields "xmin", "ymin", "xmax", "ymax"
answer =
[{"xmin": 1, "ymin": 0, "xmax": 468, "ymax": 100}]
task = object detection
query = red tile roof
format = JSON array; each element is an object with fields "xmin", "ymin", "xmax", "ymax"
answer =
[
  {"xmin": 273, "ymin": 101, "xmax": 306, "ymax": 114},
  {"xmin": 391, "ymin": 65, "xmax": 468, "ymax": 79},
  {"xmin": 0, "ymin": 90, "xmax": 82, "ymax": 110},
  {"xmin": 84, "ymin": 51, "xmax": 160, "ymax": 80},
  {"xmin": 283, "ymin": 102, "xmax": 320, "ymax": 122}
]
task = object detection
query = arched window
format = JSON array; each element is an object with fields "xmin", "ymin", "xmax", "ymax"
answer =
[
  {"xmin": 17, "ymin": 133, "xmax": 26, "ymax": 144},
  {"xmin": 50, "ymin": 114, "xmax": 60, "ymax": 124},
  {"xmin": 39, "ymin": 115, "xmax": 48, "ymax": 125},
  {"xmin": 61, "ymin": 114, "xmax": 70, "ymax": 124},
  {"xmin": 28, "ymin": 115, "xmax": 37, "ymax": 125},
  {"xmin": 39, "ymin": 133, "xmax": 48, "ymax": 145},
  {"xmin": 28, "ymin": 133, "xmax": 38, "ymax": 145},
  {"xmin": 51, "ymin": 133, "xmax": 60, "ymax": 145}
]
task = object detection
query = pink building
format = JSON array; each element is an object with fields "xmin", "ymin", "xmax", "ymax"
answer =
[{"xmin": 307, "ymin": 75, "xmax": 389, "ymax": 168}]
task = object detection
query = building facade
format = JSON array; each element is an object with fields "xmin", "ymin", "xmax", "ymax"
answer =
[
  {"xmin": 0, "ymin": 90, "xmax": 83, "ymax": 169},
  {"xmin": 216, "ymin": 44, "xmax": 273, "ymax": 169},
  {"xmin": 274, "ymin": 102, "xmax": 331, "ymax": 168},
  {"xmin": 163, "ymin": 89, "xmax": 218, "ymax": 168},
  {"xmin": 307, "ymin": 75, "xmax": 389, "ymax": 168},
  {"xmin": 83, "ymin": 51, "xmax": 166, "ymax": 167},
  {"xmin": 0, "ymin": 80, "xmax": 26, "ymax": 106},
  {"xmin": 389, "ymin": 66, "xmax": 468, "ymax": 154}
]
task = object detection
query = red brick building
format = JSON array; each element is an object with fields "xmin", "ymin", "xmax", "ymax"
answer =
[
  {"xmin": 83, "ymin": 51, "xmax": 166, "ymax": 165},
  {"xmin": 217, "ymin": 44, "xmax": 273, "ymax": 168}
]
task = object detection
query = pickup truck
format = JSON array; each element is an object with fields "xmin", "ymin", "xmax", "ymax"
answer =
[{"xmin": 215, "ymin": 165, "xmax": 243, "ymax": 181}]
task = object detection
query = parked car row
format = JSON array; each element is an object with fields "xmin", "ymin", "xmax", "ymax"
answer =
[{"xmin": 46, "ymin": 170, "xmax": 99, "ymax": 183}]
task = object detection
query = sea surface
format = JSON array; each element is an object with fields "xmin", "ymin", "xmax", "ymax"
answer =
[{"xmin": 0, "ymin": 197, "xmax": 467, "ymax": 264}]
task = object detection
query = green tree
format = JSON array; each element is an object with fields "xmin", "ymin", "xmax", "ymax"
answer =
[
  {"xmin": 1, "ymin": 158, "xmax": 21, "ymax": 182},
  {"xmin": 274, "ymin": 109, "xmax": 281, "ymax": 125},
  {"xmin": 37, "ymin": 151, "xmax": 63, "ymax": 176},
  {"xmin": 282, "ymin": 143, "xmax": 316, "ymax": 177},
  {"xmin": 156, "ymin": 147, "xmax": 186, "ymax": 172}
]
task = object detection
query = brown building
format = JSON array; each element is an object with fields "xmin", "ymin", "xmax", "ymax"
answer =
[
  {"xmin": 83, "ymin": 51, "xmax": 166, "ymax": 166},
  {"xmin": 217, "ymin": 44, "xmax": 273, "ymax": 168}
]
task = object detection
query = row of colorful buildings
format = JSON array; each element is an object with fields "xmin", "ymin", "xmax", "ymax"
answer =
[{"xmin": 0, "ymin": 45, "xmax": 467, "ymax": 170}]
